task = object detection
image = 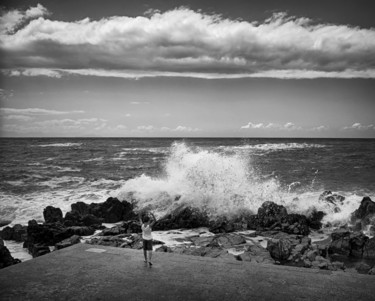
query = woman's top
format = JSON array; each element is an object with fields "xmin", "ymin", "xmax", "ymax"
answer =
[{"xmin": 142, "ymin": 224, "xmax": 152, "ymax": 240}]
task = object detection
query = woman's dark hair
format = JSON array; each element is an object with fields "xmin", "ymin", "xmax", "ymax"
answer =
[{"xmin": 143, "ymin": 215, "xmax": 150, "ymax": 223}]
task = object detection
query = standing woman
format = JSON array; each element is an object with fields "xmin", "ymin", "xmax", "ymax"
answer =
[{"xmin": 139, "ymin": 212, "xmax": 156, "ymax": 267}]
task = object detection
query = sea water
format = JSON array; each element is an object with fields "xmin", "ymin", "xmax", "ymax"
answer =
[{"xmin": 1, "ymin": 138, "xmax": 374, "ymax": 259}]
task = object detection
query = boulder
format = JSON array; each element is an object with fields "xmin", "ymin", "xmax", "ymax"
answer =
[
  {"xmin": 23, "ymin": 220, "xmax": 72, "ymax": 257},
  {"xmin": 284, "ymin": 214, "xmax": 310, "ymax": 235},
  {"xmin": 67, "ymin": 198, "xmax": 136, "ymax": 224},
  {"xmin": 68, "ymin": 226, "xmax": 95, "ymax": 237},
  {"xmin": 363, "ymin": 237, "xmax": 375, "ymax": 259},
  {"xmin": 329, "ymin": 229, "xmax": 370, "ymax": 258},
  {"xmin": 355, "ymin": 262, "xmax": 371, "ymax": 274},
  {"xmin": 267, "ymin": 238, "xmax": 293, "ymax": 261},
  {"xmin": 153, "ymin": 206, "xmax": 210, "ymax": 231},
  {"xmin": 307, "ymin": 209, "xmax": 325, "ymax": 230},
  {"xmin": 0, "ymin": 224, "xmax": 27, "ymax": 242},
  {"xmin": 319, "ymin": 191, "xmax": 345, "ymax": 213},
  {"xmin": 0, "ymin": 243, "xmax": 21, "ymax": 269},
  {"xmin": 43, "ymin": 206, "xmax": 63, "ymax": 223},
  {"xmin": 257, "ymin": 201, "xmax": 288, "ymax": 229},
  {"xmin": 55, "ymin": 235, "xmax": 81, "ymax": 250},
  {"xmin": 237, "ymin": 244, "xmax": 275, "ymax": 264},
  {"xmin": 28, "ymin": 244, "xmax": 51, "ymax": 258},
  {"xmin": 351, "ymin": 197, "xmax": 375, "ymax": 230}
]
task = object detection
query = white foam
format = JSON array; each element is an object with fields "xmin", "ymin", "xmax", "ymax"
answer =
[
  {"xmin": 3, "ymin": 240, "xmax": 32, "ymax": 262},
  {"xmin": 35, "ymin": 143, "xmax": 82, "ymax": 147},
  {"xmin": 219, "ymin": 143, "xmax": 325, "ymax": 152},
  {"xmin": 116, "ymin": 142, "xmax": 367, "ymax": 225}
]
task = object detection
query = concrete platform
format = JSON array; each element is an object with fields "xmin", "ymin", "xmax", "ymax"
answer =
[{"xmin": 0, "ymin": 243, "xmax": 374, "ymax": 301}]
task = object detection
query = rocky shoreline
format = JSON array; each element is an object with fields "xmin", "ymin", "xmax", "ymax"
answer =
[{"xmin": 1, "ymin": 192, "xmax": 375, "ymax": 275}]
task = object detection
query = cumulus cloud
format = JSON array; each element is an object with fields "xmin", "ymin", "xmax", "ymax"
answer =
[
  {"xmin": 343, "ymin": 123, "xmax": 375, "ymax": 130},
  {"xmin": 0, "ymin": 3, "xmax": 49, "ymax": 34},
  {"xmin": 0, "ymin": 108, "xmax": 84, "ymax": 115},
  {"xmin": 240, "ymin": 122, "xmax": 301, "ymax": 130},
  {"xmin": 1, "ymin": 6, "xmax": 375, "ymax": 79}
]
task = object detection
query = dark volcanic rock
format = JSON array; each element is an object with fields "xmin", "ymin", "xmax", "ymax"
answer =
[
  {"xmin": 55, "ymin": 235, "xmax": 81, "ymax": 250},
  {"xmin": 329, "ymin": 229, "xmax": 370, "ymax": 258},
  {"xmin": 43, "ymin": 206, "xmax": 63, "ymax": 223},
  {"xmin": 0, "ymin": 224, "xmax": 27, "ymax": 242},
  {"xmin": 319, "ymin": 191, "xmax": 345, "ymax": 213},
  {"xmin": 307, "ymin": 209, "xmax": 326, "ymax": 230},
  {"xmin": 267, "ymin": 238, "xmax": 294, "ymax": 261},
  {"xmin": 67, "ymin": 197, "xmax": 135, "ymax": 224},
  {"xmin": 153, "ymin": 206, "xmax": 210, "ymax": 231},
  {"xmin": 351, "ymin": 197, "xmax": 375, "ymax": 230},
  {"xmin": 23, "ymin": 220, "xmax": 72, "ymax": 257},
  {"xmin": 257, "ymin": 201, "xmax": 288, "ymax": 228},
  {"xmin": 237, "ymin": 244, "xmax": 275, "ymax": 264},
  {"xmin": 0, "ymin": 241, "xmax": 21, "ymax": 269}
]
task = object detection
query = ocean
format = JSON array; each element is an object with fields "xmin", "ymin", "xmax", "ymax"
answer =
[{"xmin": 1, "ymin": 137, "xmax": 374, "ymax": 228}]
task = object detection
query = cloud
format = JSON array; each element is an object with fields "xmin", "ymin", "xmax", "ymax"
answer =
[
  {"xmin": 2, "ymin": 115, "xmax": 34, "ymax": 121},
  {"xmin": 1, "ymin": 7, "xmax": 375, "ymax": 79},
  {"xmin": 2, "ymin": 117, "xmax": 107, "ymax": 134},
  {"xmin": 343, "ymin": 123, "xmax": 375, "ymax": 130},
  {"xmin": 3, "ymin": 68, "xmax": 62, "ymax": 78},
  {"xmin": 161, "ymin": 125, "xmax": 201, "ymax": 132},
  {"xmin": 136, "ymin": 125, "xmax": 155, "ymax": 131},
  {"xmin": 240, "ymin": 122, "xmax": 301, "ymax": 130},
  {"xmin": 0, "ymin": 4, "xmax": 49, "ymax": 34},
  {"xmin": 311, "ymin": 125, "xmax": 329, "ymax": 131},
  {"xmin": 0, "ymin": 108, "xmax": 84, "ymax": 115}
]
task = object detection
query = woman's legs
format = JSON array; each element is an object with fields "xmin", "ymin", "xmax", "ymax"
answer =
[
  {"xmin": 143, "ymin": 249, "xmax": 147, "ymax": 262},
  {"xmin": 147, "ymin": 250, "xmax": 152, "ymax": 263}
]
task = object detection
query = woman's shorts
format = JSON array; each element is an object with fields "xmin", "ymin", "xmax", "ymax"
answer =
[{"xmin": 143, "ymin": 239, "xmax": 153, "ymax": 251}]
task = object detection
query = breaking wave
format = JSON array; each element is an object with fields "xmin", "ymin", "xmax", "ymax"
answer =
[{"xmin": 116, "ymin": 142, "xmax": 361, "ymax": 224}]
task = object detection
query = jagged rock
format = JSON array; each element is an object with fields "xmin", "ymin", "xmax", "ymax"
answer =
[
  {"xmin": 0, "ymin": 224, "xmax": 27, "ymax": 242},
  {"xmin": 28, "ymin": 244, "xmax": 50, "ymax": 258},
  {"xmin": 68, "ymin": 226, "xmax": 95, "ymax": 236},
  {"xmin": 0, "ymin": 242, "xmax": 21, "ymax": 269},
  {"xmin": 23, "ymin": 220, "xmax": 74, "ymax": 257},
  {"xmin": 267, "ymin": 238, "xmax": 293, "ymax": 261},
  {"xmin": 351, "ymin": 197, "xmax": 375, "ymax": 230},
  {"xmin": 364, "ymin": 237, "xmax": 375, "ymax": 259},
  {"xmin": 121, "ymin": 220, "xmax": 141, "ymax": 233},
  {"xmin": 319, "ymin": 191, "xmax": 345, "ymax": 213},
  {"xmin": 43, "ymin": 206, "xmax": 63, "ymax": 223},
  {"xmin": 55, "ymin": 235, "xmax": 81, "ymax": 250},
  {"xmin": 237, "ymin": 244, "xmax": 275, "ymax": 264},
  {"xmin": 257, "ymin": 201, "xmax": 288, "ymax": 228},
  {"xmin": 284, "ymin": 214, "xmax": 310, "ymax": 235},
  {"xmin": 153, "ymin": 206, "xmax": 210, "ymax": 231},
  {"xmin": 355, "ymin": 262, "xmax": 371, "ymax": 274},
  {"xmin": 209, "ymin": 212, "xmax": 252, "ymax": 233},
  {"xmin": 307, "ymin": 209, "xmax": 326, "ymax": 230},
  {"xmin": 87, "ymin": 236, "xmax": 130, "ymax": 248},
  {"xmin": 98, "ymin": 225, "xmax": 127, "ymax": 236},
  {"xmin": 67, "ymin": 197, "xmax": 136, "ymax": 224},
  {"xmin": 329, "ymin": 229, "xmax": 370, "ymax": 258},
  {"xmin": 368, "ymin": 267, "xmax": 375, "ymax": 275}
]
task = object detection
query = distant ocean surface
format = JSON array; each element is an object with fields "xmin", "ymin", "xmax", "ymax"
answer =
[{"xmin": 1, "ymin": 138, "xmax": 374, "ymax": 226}]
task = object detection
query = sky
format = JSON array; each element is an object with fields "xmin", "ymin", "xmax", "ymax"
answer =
[{"xmin": 0, "ymin": 0, "xmax": 374, "ymax": 138}]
